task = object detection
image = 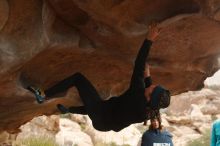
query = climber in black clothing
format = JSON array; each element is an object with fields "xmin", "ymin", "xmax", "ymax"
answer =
[{"xmin": 27, "ymin": 24, "xmax": 171, "ymax": 132}]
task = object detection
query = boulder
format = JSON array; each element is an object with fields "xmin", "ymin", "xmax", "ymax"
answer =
[
  {"xmin": 55, "ymin": 118, "xmax": 93, "ymax": 146},
  {"xmin": 1, "ymin": 0, "xmax": 220, "ymax": 133},
  {"xmin": 86, "ymin": 124, "xmax": 141, "ymax": 146}
]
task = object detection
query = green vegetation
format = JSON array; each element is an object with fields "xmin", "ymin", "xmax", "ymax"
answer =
[
  {"xmin": 187, "ymin": 129, "xmax": 211, "ymax": 146},
  {"xmin": 79, "ymin": 123, "xmax": 86, "ymax": 131},
  {"xmin": 59, "ymin": 113, "xmax": 71, "ymax": 119},
  {"xmin": 211, "ymin": 115, "xmax": 218, "ymax": 122},
  {"xmin": 15, "ymin": 136, "xmax": 59, "ymax": 146},
  {"xmin": 95, "ymin": 142, "xmax": 131, "ymax": 146}
]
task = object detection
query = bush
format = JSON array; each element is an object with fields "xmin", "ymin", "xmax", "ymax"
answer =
[
  {"xmin": 16, "ymin": 136, "xmax": 59, "ymax": 146},
  {"xmin": 187, "ymin": 129, "xmax": 210, "ymax": 146},
  {"xmin": 95, "ymin": 142, "xmax": 131, "ymax": 146}
]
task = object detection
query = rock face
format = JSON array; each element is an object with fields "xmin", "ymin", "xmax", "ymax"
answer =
[
  {"xmin": 1, "ymin": 0, "xmax": 220, "ymax": 133},
  {"xmin": 56, "ymin": 118, "xmax": 93, "ymax": 146}
]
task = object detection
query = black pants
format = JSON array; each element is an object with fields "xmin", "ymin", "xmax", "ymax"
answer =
[
  {"xmin": 44, "ymin": 39, "xmax": 152, "ymax": 131},
  {"xmin": 45, "ymin": 73, "xmax": 101, "ymax": 117}
]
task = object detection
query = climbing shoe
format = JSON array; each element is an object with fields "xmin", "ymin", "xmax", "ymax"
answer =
[
  {"xmin": 57, "ymin": 104, "xmax": 69, "ymax": 114},
  {"xmin": 27, "ymin": 86, "xmax": 45, "ymax": 104}
]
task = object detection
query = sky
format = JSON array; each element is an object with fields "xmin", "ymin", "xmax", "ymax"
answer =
[{"xmin": 204, "ymin": 69, "xmax": 220, "ymax": 89}]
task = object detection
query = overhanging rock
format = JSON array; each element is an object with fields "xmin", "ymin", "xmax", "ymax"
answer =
[{"xmin": 0, "ymin": 0, "xmax": 220, "ymax": 133}]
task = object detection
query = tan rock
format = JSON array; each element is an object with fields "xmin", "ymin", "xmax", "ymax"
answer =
[
  {"xmin": 1, "ymin": 0, "xmax": 220, "ymax": 133},
  {"xmin": 174, "ymin": 126, "xmax": 198, "ymax": 136},
  {"xmin": 85, "ymin": 124, "xmax": 141, "ymax": 146},
  {"xmin": 59, "ymin": 118, "xmax": 81, "ymax": 131},
  {"xmin": 56, "ymin": 130, "xmax": 93, "ymax": 146},
  {"xmin": 56, "ymin": 118, "xmax": 93, "ymax": 146},
  {"xmin": 70, "ymin": 114, "xmax": 90, "ymax": 125},
  {"xmin": 200, "ymin": 103, "xmax": 219, "ymax": 115},
  {"xmin": 215, "ymin": 114, "xmax": 220, "ymax": 119},
  {"xmin": 167, "ymin": 91, "xmax": 207, "ymax": 116},
  {"xmin": 166, "ymin": 116, "xmax": 192, "ymax": 125},
  {"xmin": 173, "ymin": 133, "xmax": 201, "ymax": 146},
  {"xmin": 212, "ymin": 99, "xmax": 220, "ymax": 111},
  {"xmin": 190, "ymin": 104, "xmax": 204, "ymax": 120},
  {"xmin": 16, "ymin": 115, "xmax": 59, "ymax": 141},
  {"xmin": 161, "ymin": 116, "xmax": 170, "ymax": 127},
  {"xmin": 192, "ymin": 122, "xmax": 212, "ymax": 134}
]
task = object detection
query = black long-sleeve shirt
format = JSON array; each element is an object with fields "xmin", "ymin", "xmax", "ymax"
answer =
[{"xmin": 101, "ymin": 40, "xmax": 153, "ymax": 131}]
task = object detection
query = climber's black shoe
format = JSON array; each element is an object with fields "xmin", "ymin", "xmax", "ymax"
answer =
[
  {"xmin": 27, "ymin": 86, "xmax": 45, "ymax": 104},
  {"xmin": 57, "ymin": 104, "xmax": 69, "ymax": 114}
]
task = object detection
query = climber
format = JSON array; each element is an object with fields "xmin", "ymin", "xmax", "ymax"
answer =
[
  {"xmin": 27, "ymin": 23, "xmax": 171, "ymax": 132},
  {"xmin": 141, "ymin": 112, "xmax": 173, "ymax": 146}
]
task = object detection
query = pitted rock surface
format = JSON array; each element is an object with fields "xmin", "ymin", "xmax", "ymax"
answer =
[{"xmin": 0, "ymin": 0, "xmax": 220, "ymax": 132}]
